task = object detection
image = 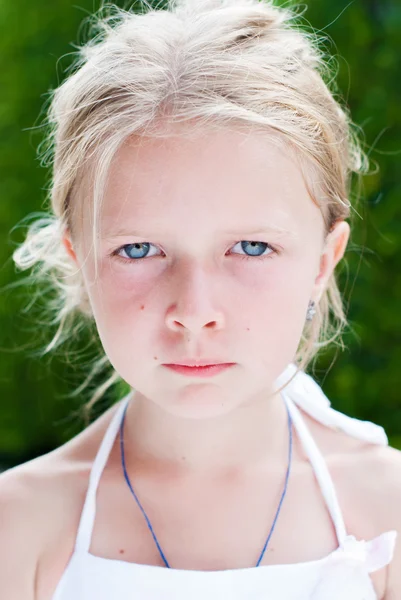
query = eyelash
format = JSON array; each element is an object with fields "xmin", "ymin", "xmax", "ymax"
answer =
[{"xmin": 110, "ymin": 241, "xmax": 279, "ymax": 264}]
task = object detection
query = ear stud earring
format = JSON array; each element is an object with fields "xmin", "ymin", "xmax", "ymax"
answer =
[{"xmin": 306, "ymin": 300, "xmax": 316, "ymax": 322}]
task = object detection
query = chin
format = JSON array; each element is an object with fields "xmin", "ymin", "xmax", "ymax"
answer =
[{"xmin": 160, "ymin": 385, "xmax": 241, "ymax": 420}]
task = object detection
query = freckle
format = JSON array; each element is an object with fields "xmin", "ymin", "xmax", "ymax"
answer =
[
  {"xmin": 246, "ymin": 327, "xmax": 250, "ymax": 331},
  {"xmin": 154, "ymin": 356, "xmax": 158, "ymax": 360},
  {"xmin": 119, "ymin": 549, "xmax": 125, "ymax": 554}
]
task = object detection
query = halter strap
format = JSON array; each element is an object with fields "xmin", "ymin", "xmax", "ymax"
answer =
[{"xmin": 75, "ymin": 393, "xmax": 133, "ymax": 552}]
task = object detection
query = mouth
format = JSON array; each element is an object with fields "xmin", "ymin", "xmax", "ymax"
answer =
[
  {"xmin": 164, "ymin": 359, "xmax": 232, "ymax": 367},
  {"xmin": 163, "ymin": 363, "xmax": 235, "ymax": 377}
]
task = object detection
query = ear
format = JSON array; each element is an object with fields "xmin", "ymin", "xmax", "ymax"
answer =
[
  {"xmin": 62, "ymin": 229, "xmax": 78, "ymax": 264},
  {"xmin": 313, "ymin": 220, "xmax": 350, "ymax": 301}
]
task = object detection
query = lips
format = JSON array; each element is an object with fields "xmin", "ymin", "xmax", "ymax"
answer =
[
  {"xmin": 164, "ymin": 360, "xmax": 231, "ymax": 367},
  {"xmin": 163, "ymin": 363, "xmax": 235, "ymax": 377}
]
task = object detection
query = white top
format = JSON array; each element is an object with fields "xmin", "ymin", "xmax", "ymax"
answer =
[{"xmin": 52, "ymin": 363, "xmax": 398, "ymax": 599}]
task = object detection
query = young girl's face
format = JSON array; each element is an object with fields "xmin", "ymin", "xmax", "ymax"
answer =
[{"xmin": 66, "ymin": 126, "xmax": 349, "ymax": 419}]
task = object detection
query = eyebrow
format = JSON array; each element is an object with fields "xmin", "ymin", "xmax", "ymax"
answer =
[
  {"xmin": 104, "ymin": 225, "xmax": 297, "ymax": 239},
  {"xmin": 224, "ymin": 225, "xmax": 296, "ymax": 237}
]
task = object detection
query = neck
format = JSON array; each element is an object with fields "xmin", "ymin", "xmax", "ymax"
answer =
[{"xmin": 122, "ymin": 388, "xmax": 291, "ymax": 475}]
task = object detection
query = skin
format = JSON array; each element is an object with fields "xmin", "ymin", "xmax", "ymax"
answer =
[{"xmin": 63, "ymin": 126, "xmax": 350, "ymax": 472}]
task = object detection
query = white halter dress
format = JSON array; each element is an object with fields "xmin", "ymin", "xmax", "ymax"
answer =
[{"xmin": 51, "ymin": 363, "xmax": 397, "ymax": 599}]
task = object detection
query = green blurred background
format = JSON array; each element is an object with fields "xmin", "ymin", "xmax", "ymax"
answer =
[{"xmin": 0, "ymin": 0, "xmax": 400, "ymax": 471}]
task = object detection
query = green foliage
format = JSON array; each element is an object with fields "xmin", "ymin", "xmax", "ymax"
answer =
[{"xmin": 0, "ymin": 0, "xmax": 400, "ymax": 469}]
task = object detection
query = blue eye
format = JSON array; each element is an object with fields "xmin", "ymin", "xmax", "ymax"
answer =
[
  {"xmin": 111, "ymin": 240, "xmax": 278, "ymax": 263},
  {"xmin": 113, "ymin": 242, "xmax": 156, "ymax": 260},
  {"xmin": 233, "ymin": 241, "xmax": 275, "ymax": 261}
]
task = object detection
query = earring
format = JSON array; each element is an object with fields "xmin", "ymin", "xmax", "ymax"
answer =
[{"xmin": 306, "ymin": 300, "xmax": 316, "ymax": 322}]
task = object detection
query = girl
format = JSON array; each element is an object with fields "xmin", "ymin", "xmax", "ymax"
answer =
[{"xmin": 1, "ymin": 0, "xmax": 400, "ymax": 598}]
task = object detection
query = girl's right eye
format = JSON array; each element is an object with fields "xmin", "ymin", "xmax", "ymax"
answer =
[{"xmin": 112, "ymin": 242, "xmax": 160, "ymax": 262}]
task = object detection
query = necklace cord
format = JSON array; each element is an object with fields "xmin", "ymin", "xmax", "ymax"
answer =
[{"xmin": 119, "ymin": 397, "xmax": 293, "ymax": 569}]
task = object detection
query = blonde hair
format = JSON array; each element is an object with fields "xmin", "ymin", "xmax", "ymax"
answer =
[{"xmin": 12, "ymin": 0, "xmax": 368, "ymax": 421}]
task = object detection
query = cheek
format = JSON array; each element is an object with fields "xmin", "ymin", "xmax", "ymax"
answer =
[
  {"xmin": 238, "ymin": 255, "xmax": 316, "ymax": 306},
  {"xmin": 86, "ymin": 258, "xmax": 158, "ymax": 315},
  {"xmin": 239, "ymin": 258, "xmax": 318, "ymax": 355},
  {"xmin": 80, "ymin": 262, "xmax": 153, "ymax": 356},
  {"xmin": 87, "ymin": 290, "xmax": 154, "ymax": 379}
]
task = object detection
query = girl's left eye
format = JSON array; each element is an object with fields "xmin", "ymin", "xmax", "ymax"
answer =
[{"xmin": 111, "ymin": 240, "xmax": 279, "ymax": 263}]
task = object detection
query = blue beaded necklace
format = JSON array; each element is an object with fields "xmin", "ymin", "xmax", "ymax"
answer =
[{"xmin": 119, "ymin": 398, "xmax": 293, "ymax": 568}]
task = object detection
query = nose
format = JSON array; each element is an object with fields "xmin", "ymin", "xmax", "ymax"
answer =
[{"xmin": 165, "ymin": 264, "xmax": 225, "ymax": 335}]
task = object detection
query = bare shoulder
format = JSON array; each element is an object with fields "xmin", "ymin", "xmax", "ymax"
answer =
[
  {"xmin": 0, "ymin": 451, "xmax": 81, "ymax": 600},
  {"xmin": 0, "ymin": 442, "xmax": 92, "ymax": 600},
  {"xmin": 363, "ymin": 444, "xmax": 401, "ymax": 600},
  {"xmin": 0, "ymin": 462, "xmax": 46, "ymax": 600},
  {"xmin": 0, "ymin": 399, "xmax": 122, "ymax": 600},
  {"xmin": 338, "ymin": 441, "xmax": 401, "ymax": 511},
  {"xmin": 330, "ymin": 436, "xmax": 401, "ymax": 530},
  {"xmin": 330, "ymin": 440, "xmax": 401, "ymax": 600}
]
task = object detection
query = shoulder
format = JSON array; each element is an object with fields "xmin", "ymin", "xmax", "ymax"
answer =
[
  {"xmin": 0, "ymin": 399, "xmax": 121, "ymax": 599},
  {"xmin": 367, "ymin": 445, "xmax": 401, "ymax": 600},
  {"xmin": 346, "ymin": 442, "xmax": 401, "ymax": 513},
  {"xmin": 335, "ymin": 438, "xmax": 401, "ymax": 489},
  {"xmin": 332, "ymin": 441, "xmax": 401, "ymax": 600},
  {"xmin": 304, "ymin": 404, "xmax": 401, "ymax": 514},
  {"xmin": 0, "ymin": 452, "xmax": 90, "ymax": 593},
  {"xmin": 331, "ymin": 439, "xmax": 401, "ymax": 526},
  {"xmin": 0, "ymin": 459, "xmax": 66, "ymax": 599}
]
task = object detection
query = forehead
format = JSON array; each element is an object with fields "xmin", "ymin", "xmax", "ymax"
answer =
[{"xmin": 87, "ymin": 126, "xmax": 325, "ymax": 239}]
